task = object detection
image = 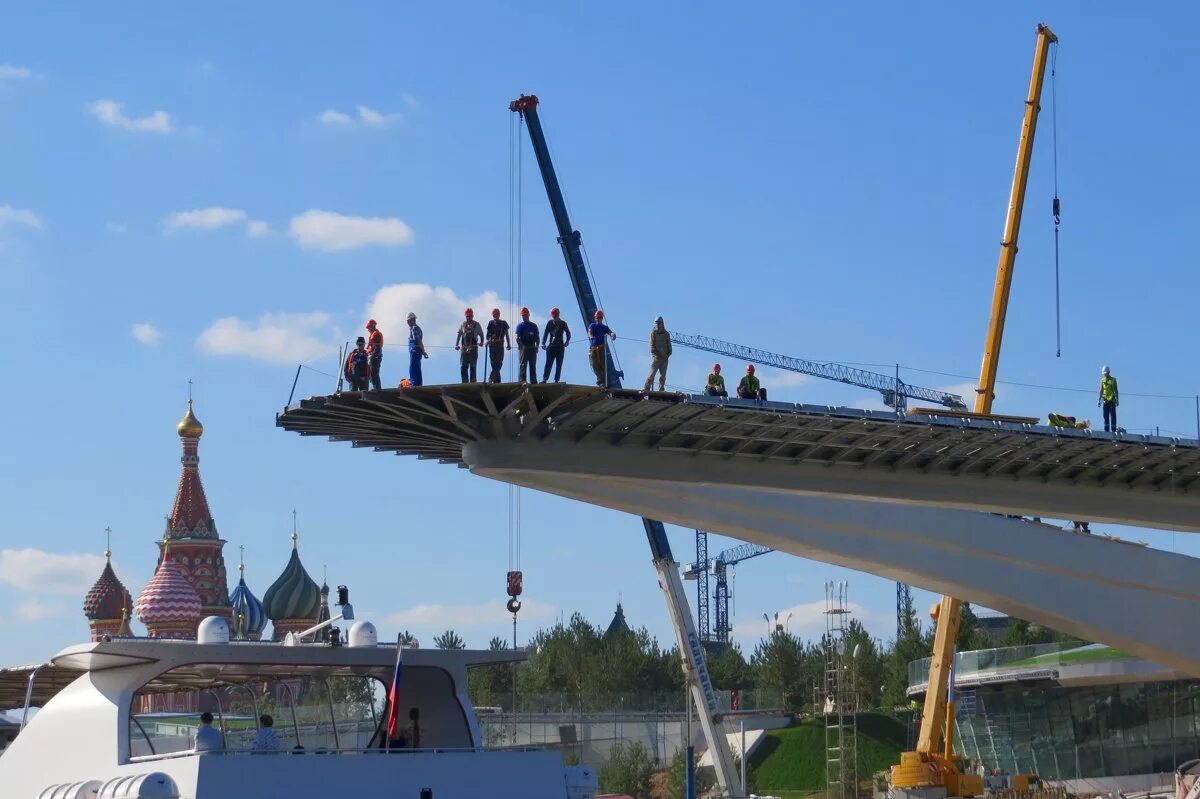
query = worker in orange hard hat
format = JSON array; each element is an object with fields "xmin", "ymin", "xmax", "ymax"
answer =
[
  {"xmin": 541, "ymin": 307, "xmax": 571, "ymax": 383},
  {"xmin": 704, "ymin": 363, "xmax": 727, "ymax": 397},
  {"xmin": 485, "ymin": 308, "xmax": 511, "ymax": 383},
  {"xmin": 736, "ymin": 364, "xmax": 767, "ymax": 401},
  {"xmin": 643, "ymin": 315, "xmax": 672, "ymax": 392},
  {"xmin": 365, "ymin": 319, "xmax": 384, "ymax": 390},
  {"xmin": 587, "ymin": 309, "xmax": 616, "ymax": 388},
  {"xmin": 515, "ymin": 307, "xmax": 540, "ymax": 384},
  {"xmin": 455, "ymin": 308, "xmax": 485, "ymax": 383}
]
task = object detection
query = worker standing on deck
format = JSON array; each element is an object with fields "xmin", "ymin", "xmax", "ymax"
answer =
[
  {"xmin": 455, "ymin": 308, "xmax": 484, "ymax": 383},
  {"xmin": 365, "ymin": 319, "xmax": 384, "ymax": 391},
  {"xmin": 1098, "ymin": 366, "xmax": 1119, "ymax": 432},
  {"xmin": 737, "ymin": 364, "xmax": 766, "ymax": 400},
  {"xmin": 587, "ymin": 310, "xmax": 616, "ymax": 388},
  {"xmin": 486, "ymin": 308, "xmax": 511, "ymax": 383},
  {"xmin": 515, "ymin": 307, "xmax": 540, "ymax": 384},
  {"xmin": 406, "ymin": 312, "xmax": 428, "ymax": 387},
  {"xmin": 705, "ymin": 364, "xmax": 727, "ymax": 397},
  {"xmin": 541, "ymin": 307, "xmax": 571, "ymax": 383},
  {"xmin": 344, "ymin": 337, "xmax": 372, "ymax": 391},
  {"xmin": 644, "ymin": 316, "xmax": 672, "ymax": 392}
]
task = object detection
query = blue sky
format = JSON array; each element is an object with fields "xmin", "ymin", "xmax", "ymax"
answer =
[{"xmin": 1, "ymin": 3, "xmax": 1198, "ymax": 668}]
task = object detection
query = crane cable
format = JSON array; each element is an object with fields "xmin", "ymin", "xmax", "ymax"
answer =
[
  {"xmin": 506, "ymin": 110, "xmax": 523, "ymax": 619},
  {"xmin": 1050, "ymin": 40, "xmax": 1063, "ymax": 358}
]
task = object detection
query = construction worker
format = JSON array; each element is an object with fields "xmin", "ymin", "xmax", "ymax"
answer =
[
  {"xmin": 365, "ymin": 319, "xmax": 384, "ymax": 391},
  {"xmin": 737, "ymin": 364, "xmax": 766, "ymax": 400},
  {"xmin": 644, "ymin": 316, "xmax": 672, "ymax": 392},
  {"xmin": 486, "ymin": 308, "xmax": 511, "ymax": 383},
  {"xmin": 515, "ymin": 307, "xmax": 540, "ymax": 384},
  {"xmin": 704, "ymin": 363, "xmax": 727, "ymax": 397},
  {"xmin": 1098, "ymin": 365, "xmax": 1119, "ymax": 432},
  {"xmin": 1048, "ymin": 412, "xmax": 1089, "ymax": 430},
  {"xmin": 344, "ymin": 337, "xmax": 372, "ymax": 391},
  {"xmin": 541, "ymin": 307, "xmax": 571, "ymax": 383},
  {"xmin": 587, "ymin": 309, "xmax": 616, "ymax": 388},
  {"xmin": 406, "ymin": 312, "xmax": 428, "ymax": 387},
  {"xmin": 455, "ymin": 308, "xmax": 485, "ymax": 383}
]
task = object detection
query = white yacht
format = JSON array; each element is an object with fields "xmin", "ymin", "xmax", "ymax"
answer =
[{"xmin": 0, "ymin": 621, "xmax": 596, "ymax": 798}]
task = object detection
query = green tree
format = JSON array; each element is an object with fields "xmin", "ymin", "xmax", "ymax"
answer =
[
  {"xmin": 957, "ymin": 603, "xmax": 993, "ymax": 652},
  {"xmin": 708, "ymin": 644, "xmax": 754, "ymax": 691},
  {"xmin": 665, "ymin": 747, "xmax": 716, "ymax": 798},
  {"xmin": 882, "ymin": 623, "xmax": 933, "ymax": 708},
  {"xmin": 752, "ymin": 630, "xmax": 809, "ymax": 710},
  {"xmin": 433, "ymin": 629, "xmax": 466, "ymax": 649},
  {"xmin": 598, "ymin": 740, "xmax": 654, "ymax": 798},
  {"xmin": 843, "ymin": 619, "xmax": 886, "ymax": 710},
  {"xmin": 1000, "ymin": 618, "xmax": 1051, "ymax": 647}
]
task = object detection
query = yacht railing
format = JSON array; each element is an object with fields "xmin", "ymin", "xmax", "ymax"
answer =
[{"xmin": 20, "ymin": 664, "xmax": 46, "ymax": 730}]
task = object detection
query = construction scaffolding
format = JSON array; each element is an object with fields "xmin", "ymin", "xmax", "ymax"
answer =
[{"xmin": 824, "ymin": 581, "xmax": 859, "ymax": 799}]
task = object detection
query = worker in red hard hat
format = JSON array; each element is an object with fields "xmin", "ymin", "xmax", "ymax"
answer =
[
  {"xmin": 455, "ymin": 308, "xmax": 484, "ymax": 383},
  {"xmin": 587, "ymin": 309, "xmax": 616, "ymax": 388},
  {"xmin": 643, "ymin": 315, "xmax": 672, "ymax": 392},
  {"xmin": 365, "ymin": 320, "xmax": 384, "ymax": 390},
  {"xmin": 705, "ymin": 363, "xmax": 727, "ymax": 397},
  {"xmin": 514, "ymin": 307, "xmax": 540, "ymax": 384},
  {"xmin": 737, "ymin": 364, "xmax": 767, "ymax": 401},
  {"xmin": 541, "ymin": 307, "xmax": 571, "ymax": 383},
  {"xmin": 485, "ymin": 308, "xmax": 511, "ymax": 383}
]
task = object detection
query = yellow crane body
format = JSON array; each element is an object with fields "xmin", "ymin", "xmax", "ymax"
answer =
[{"xmin": 892, "ymin": 22, "xmax": 1057, "ymax": 796}]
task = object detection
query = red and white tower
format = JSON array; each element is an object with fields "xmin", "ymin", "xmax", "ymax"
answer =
[
  {"xmin": 158, "ymin": 399, "xmax": 231, "ymax": 620},
  {"xmin": 83, "ymin": 535, "xmax": 133, "ymax": 642}
]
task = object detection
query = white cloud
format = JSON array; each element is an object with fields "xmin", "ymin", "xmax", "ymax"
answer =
[
  {"xmin": 365, "ymin": 284, "xmax": 519, "ymax": 350},
  {"xmin": 0, "ymin": 204, "xmax": 42, "ymax": 229},
  {"xmin": 290, "ymin": 209, "xmax": 414, "ymax": 252},
  {"xmin": 731, "ymin": 599, "xmax": 886, "ymax": 646},
  {"xmin": 15, "ymin": 600, "xmax": 64, "ymax": 622},
  {"xmin": 131, "ymin": 322, "xmax": 163, "ymax": 346},
  {"xmin": 318, "ymin": 109, "xmax": 353, "ymax": 126},
  {"xmin": 380, "ymin": 599, "xmax": 554, "ymax": 631},
  {"xmin": 87, "ymin": 99, "xmax": 173, "ymax": 134},
  {"xmin": 356, "ymin": 105, "xmax": 402, "ymax": 129},
  {"xmin": 0, "ymin": 65, "xmax": 32, "ymax": 81},
  {"xmin": 164, "ymin": 207, "xmax": 247, "ymax": 232},
  {"xmin": 197, "ymin": 311, "xmax": 336, "ymax": 364},
  {"xmin": 0, "ymin": 548, "xmax": 107, "ymax": 596},
  {"xmin": 245, "ymin": 220, "xmax": 270, "ymax": 238}
]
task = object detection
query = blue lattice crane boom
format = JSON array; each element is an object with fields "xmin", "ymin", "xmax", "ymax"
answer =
[
  {"xmin": 684, "ymin": 536, "xmax": 774, "ymax": 646},
  {"xmin": 670, "ymin": 332, "xmax": 967, "ymax": 412}
]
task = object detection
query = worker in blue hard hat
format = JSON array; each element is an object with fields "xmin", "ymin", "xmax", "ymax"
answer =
[
  {"xmin": 1098, "ymin": 365, "xmax": 1119, "ymax": 432},
  {"xmin": 643, "ymin": 316, "xmax": 672, "ymax": 392},
  {"xmin": 737, "ymin": 364, "xmax": 767, "ymax": 401},
  {"xmin": 704, "ymin": 364, "xmax": 727, "ymax": 397}
]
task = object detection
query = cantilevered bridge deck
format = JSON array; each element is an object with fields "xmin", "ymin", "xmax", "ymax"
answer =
[{"xmin": 278, "ymin": 383, "xmax": 1200, "ymax": 532}]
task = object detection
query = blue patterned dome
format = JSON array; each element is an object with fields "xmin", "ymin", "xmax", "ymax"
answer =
[
  {"xmin": 229, "ymin": 564, "xmax": 266, "ymax": 640},
  {"xmin": 262, "ymin": 534, "xmax": 321, "ymax": 622}
]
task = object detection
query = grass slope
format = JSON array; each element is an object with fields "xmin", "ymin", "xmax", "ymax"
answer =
[{"xmin": 749, "ymin": 713, "xmax": 908, "ymax": 794}]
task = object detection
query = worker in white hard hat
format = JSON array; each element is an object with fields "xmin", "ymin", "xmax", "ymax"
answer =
[
  {"xmin": 1098, "ymin": 365, "xmax": 1119, "ymax": 432},
  {"xmin": 406, "ymin": 312, "xmax": 428, "ymax": 386},
  {"xmin": 643, "ymin": 316, "xmax": 672, "ymax": 392}
]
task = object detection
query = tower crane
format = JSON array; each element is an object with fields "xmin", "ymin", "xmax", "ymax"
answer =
[
  {"xmin": 683, "ymin": 535, "xmax": 774, "ymax": 647},
  {"xmin": 511, "ymin": 94, "xmax": 744, "ymax": 798},
  {"xmin": 670, "ymin": 332, "xmax": 968, "ymax": 412},
  {"xmin": 891, "ymin": 24, "xmax": 1058, "ymax": 799}
]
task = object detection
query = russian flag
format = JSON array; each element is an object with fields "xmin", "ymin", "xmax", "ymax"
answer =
[{"xmin": 386, "ymin": 634, "xmax": 405, "ymax": 740}]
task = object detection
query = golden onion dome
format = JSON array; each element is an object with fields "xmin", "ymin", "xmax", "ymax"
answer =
[{"xmin": 177, "ymin": 400, "xmax": 204, "ymax": 438}]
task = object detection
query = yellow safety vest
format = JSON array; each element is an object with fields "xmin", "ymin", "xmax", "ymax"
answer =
[{"xmin": 1100, "ymin": 375, "xmax": 1118, "ymax": 402}]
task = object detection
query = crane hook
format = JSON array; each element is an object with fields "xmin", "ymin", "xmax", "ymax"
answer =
[{"xmin": 506, "ymin": 597, "xmax": 522, "ymax": 614}]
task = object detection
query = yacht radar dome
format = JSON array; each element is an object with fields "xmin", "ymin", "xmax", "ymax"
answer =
[
  {"xmin": 196, "ymin": 616, "xmax": 229, "ymax": 644},
  {"xmin": 348, "ymin": 620, "xmax": 377, "ymax": 647}
]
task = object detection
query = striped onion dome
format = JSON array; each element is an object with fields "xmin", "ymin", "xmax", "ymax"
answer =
[
  {"xmin": 135, "ymin": 553, "xmax": 202, "ymax": 627},
  {"xmin": 84, "ymin": 556, "xmax": 132, "ymax": 622},
  {"xmin": 262, "ymin": 534, "xmax": 321, "ymax": 622},
  {"xmin": 229, "ymin": 565, "xmax": 267, "ymax": 638}
]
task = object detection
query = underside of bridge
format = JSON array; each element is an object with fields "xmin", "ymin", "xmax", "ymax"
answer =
[{"xmin": 278, "ymin": 384, "xmax": 1200, "ymax": 673}]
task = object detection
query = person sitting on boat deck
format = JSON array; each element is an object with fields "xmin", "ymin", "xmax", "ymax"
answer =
[
  {"xmin": 365, "ymin": 319, "xmax": 384, "ymax": 391},
  {"xmin": 704, "ymin": 363, "xmax": 727, "ymax": 397},
  {"xmin": 194, "ymin": 711, "xmax": 222, "ymax": 752},
  {"xmin": 486, "ymin": 308, "xmax": 511, "ymax": 384},
  {"xmin": 455, "ymin": 307, "xmax": 485, "ymax": 383},
  {"xmin": 587, "ymin": 309, "xmax": 616, "ymax": 387},
  {"xmin": 515, "ymin": 307, "xmax": 540, "ymax": 384},
  {"xmin": 1072, "ymin": 520, "xmax": 1092, "ymax": 534},
  {"xmin": 405, "ymin": 707, "xmax": 422, "ymax": 749},
  {"xmin": 343, "ymin": 337, "xmax": 372, "ymax": 391},
  {"xmin": 406, "ymin": 312, "xmax": 428, "ymax": 387},
  {"xmin": 253, "ymin": 714, "xmax": 280, "ymax": 752},
  {"xmin": 736, "ymin": 364, "xmax": 767, "ymax": 400},
  {"xmin": 541, "ymin": 307, "xmax": 571, "ymax": 383},
  {"xmin": 644, "ymin": 315, "xmax": 672, "ymax": 392}
]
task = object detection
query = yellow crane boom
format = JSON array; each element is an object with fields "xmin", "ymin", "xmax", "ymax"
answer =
[{"xmin": 893, "ymin": 22, "xmax": 1057, "ymax": 797}]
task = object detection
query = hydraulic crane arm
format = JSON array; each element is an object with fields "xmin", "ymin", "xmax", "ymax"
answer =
[
  {"xmin": 671, "ymin": 332, "xmax": 967, "ymax": 411},
  {"xmin": 512, "ymin": 94, "xmax": 743, "ymax": 797}
]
